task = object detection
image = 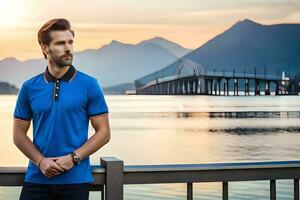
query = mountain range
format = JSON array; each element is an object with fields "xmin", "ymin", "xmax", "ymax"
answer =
[{"xmin": 0, "ymin": 37, "xmax": 191, "ymax": 91}]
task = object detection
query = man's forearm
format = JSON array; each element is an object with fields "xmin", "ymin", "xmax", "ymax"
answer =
[
  {"xmin": 74, "ymin": 128, "xmax": 110, "ymax": 161},
  {"xmin": 14, "ymin": 133, "xmax": 45, "ymax": 166}
]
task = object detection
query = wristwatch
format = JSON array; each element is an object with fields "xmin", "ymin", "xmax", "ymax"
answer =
[{"xmin": 71, "ymin": 152, "xmax": 81, "ymax": 165}]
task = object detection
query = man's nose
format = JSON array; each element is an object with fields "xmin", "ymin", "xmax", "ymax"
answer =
[{"xmin": 65, "ymin": 43, "xmax": 72, "ymax": 51}]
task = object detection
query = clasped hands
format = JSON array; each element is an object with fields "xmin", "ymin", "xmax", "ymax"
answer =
[{"xmin": 37, "ymin": 154, "xmax": 75, "ymax": 178}]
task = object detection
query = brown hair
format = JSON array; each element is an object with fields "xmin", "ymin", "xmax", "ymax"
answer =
[{"xmin": 37, "ymin": 18, "xmax": 75, "ymax": 59}]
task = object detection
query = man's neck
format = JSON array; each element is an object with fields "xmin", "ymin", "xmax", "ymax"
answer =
[{"xmin": 48, "ymin": 60, "xmax": 70, "ymax": 79}]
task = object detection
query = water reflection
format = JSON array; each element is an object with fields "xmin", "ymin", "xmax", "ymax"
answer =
[{"xmin": 1, "ymin": 95, "xmax": 300, "ymax": 199}]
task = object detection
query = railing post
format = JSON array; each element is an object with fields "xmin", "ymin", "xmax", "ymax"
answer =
[
  {"xmin": 222, "ymin": 182, "xmax": 228, "ymax": 200},
  {"xmin": 294, "ymin": 179, "xmax": 299, "ymax": 200},
  {"xmin": 270, "ymin": 179, "xmax": 276, "ymax": 200},
  {"xmin": 187, "ymin": 182, "xmax": 193, "ymax": 200},
  {"xmin": 100, "ymin": 157, "xmax": 124, "ymax": 200}
]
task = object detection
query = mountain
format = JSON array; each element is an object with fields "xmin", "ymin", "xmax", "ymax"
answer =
[
  {"xmin": 138, "ymin": 37, "xmax": 191, "ymax": 57},
  {"xmin": 0, "ymin": 57, "xmax": 46, "ymax": 88},
  {"xmin": 72, "ymin": 39, "xmax": 179, "ymax": 87},
  {"xmin": 0, "ymin": 81, "xmax": 18, "ymax": 94},
  {"xmin": 0, "ymin": 37, "xmax": 190, "ymax": 89},
  {"xmin": 183, "ymin": 18, "xmax": 300, "ymax": 75}
]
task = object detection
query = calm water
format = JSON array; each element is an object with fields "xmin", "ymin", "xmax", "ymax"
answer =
[{"xmin": 1, "ymin": 94, "xmax": 300, "ymax": 199}]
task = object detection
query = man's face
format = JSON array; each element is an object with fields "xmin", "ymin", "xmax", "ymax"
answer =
[{"xmin": 44, "ymin": 30, "xmax": 74, "ymax": 68}]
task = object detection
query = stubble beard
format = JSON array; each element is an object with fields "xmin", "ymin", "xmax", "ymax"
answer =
[{"xmin": 49, "ymin": 49, "xmax": 73, "ymax": 68}]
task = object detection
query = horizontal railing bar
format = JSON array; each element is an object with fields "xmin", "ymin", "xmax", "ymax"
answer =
[
  {"xmin": 1, "ymin": 160, "xmax": 300, "ymax": 186},
  {"xmin": 123, "ymin": 167, "xmax": 300, "ymax": 184},
  {"xmin": 2, "ymin": 160, "xmax": 300, "ymax": 174},
  {"xmin": 123, "ymin": 160, "xmax": 300, "ymax": 172},
  {"xmin": 0, "ymin": 165, "xmax": 106, "ymax": 174},
  {"xmin": 0, "ymin": 166, "xmax": 106, "ymax": 186},
  {"xmin": 0, "ymin": 167, "xmax": 27, "ymax": 173}
]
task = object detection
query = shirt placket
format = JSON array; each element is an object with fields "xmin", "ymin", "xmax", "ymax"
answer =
[{"xmin": 53, "ymin": 79, "xmax": 60, "ymax": 101}]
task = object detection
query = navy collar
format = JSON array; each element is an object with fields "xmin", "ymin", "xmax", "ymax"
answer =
[{"xmin": 44, "ymin": 65, "xmax": 77, "ymax": 83}]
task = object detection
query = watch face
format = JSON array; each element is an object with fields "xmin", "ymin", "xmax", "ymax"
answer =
[
  {"xmin": 74, "ymin": 156, "xmax": 81, "ymax": 163},
  {"xmin": 72, "ymin": 153, "xmax": 81, "ymax": 164}
]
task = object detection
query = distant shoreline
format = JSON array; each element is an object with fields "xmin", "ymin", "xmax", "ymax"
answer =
[{"xmin": 0, "ymin": 81, "xmax": 18, "ymax": 94}]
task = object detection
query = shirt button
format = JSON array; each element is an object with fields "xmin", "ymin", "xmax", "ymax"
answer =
[
  {"xmin": 56, "ymin": 87, "xmax": 59, "ymax": 89},
  {"xmin": 56, "ymin": 80, "xmax": 59, "ymax": 83},
  {"xmin": 55, "ymin": 94, "xmax": 58, "ymax": 96}
]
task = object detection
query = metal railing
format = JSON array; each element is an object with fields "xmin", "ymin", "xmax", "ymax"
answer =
[{"xmin": 1, "ymin": 157, "xmax": 300, "ymax": 200}]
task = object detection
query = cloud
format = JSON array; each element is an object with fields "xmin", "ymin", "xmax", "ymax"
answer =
[
  {"xmin": 19, "ymin": 0, "xmax": 300, "ymax": 26},
  {"xmin": 283, "ymin": 10, "xmax": 300, "ymax": 22},
  {"xmin": 1, "ymin": 0, "xmax": 300, "ymax": 60},
  {"xmin": 141, "ymin": 4, "xmax": 300, "ymax": 25}
]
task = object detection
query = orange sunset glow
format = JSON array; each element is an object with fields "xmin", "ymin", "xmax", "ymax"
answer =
[{"xmin": 0, "ymin": 0, "xmax": 299, "ymax": 61}]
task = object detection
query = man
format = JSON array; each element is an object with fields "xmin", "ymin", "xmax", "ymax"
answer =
[{"xmin": 13, "ymin": 18, "xmax": 111, "ymax": 200}]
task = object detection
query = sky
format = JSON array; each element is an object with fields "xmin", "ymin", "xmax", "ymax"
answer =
[{"xmin": 0, "ymin": 0, "xmax": 299, "ymax": 61}]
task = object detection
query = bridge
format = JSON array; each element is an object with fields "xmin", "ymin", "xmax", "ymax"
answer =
[{"xmin": 135, "ymin": 58, "xmax": 299, "ymax": 95}]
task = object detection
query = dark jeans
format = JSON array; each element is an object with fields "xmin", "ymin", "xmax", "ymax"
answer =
[{"xmin": 19, "ymin": 181, "xmax": 90, "ymax": 200}]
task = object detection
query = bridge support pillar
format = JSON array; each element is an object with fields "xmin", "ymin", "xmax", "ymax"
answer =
[
  {"xmin": 217, "ymin": 79, "xmax": 221, "ymax": 95},
  {"xmin": 173, "ymin": 81, "xmax": 175, "ymax": 95},
  {"xmin": 189, "ymin": 79, "xmax": 193, "ymax": 95},
  {"xmin": 255, "ymin": 80, "xmax": 260, "ymax": 95},
  {"xmin": 204, "ymin": 79, "xmax": 208, "ymax": 95},
  {"xmin": 226, "ymin": 79, "xmax": 229, "ymax": 95},
  {"xmin": 245, "ymin": 79, "xmax": 249, "ymax": 96},
  {"xmin": 213, "ymin": 79, "xmax": 217, "ymax": 95},
  {"xmin": 194, "ymin": 77, "xmax": 199, "ymax": 94},
  {"xmin": 234, "ymin": 78, "xmax": 238, "ymax": 96},
  {"xmin": 180, "ymin": 79, "xmax": 184, "ymax": 95},
  {"xmin": 265, "ymin": 80, "xmax": 270, "ymax": 95},
  {"xmin": 223, "ymin": 79, "xmax": 226, "ymax": 96},
  {"xmin": 209, "ymin": 79, "xmax": 213, "ymax": 95},
  {"xmin": 199, "ymin": 78, "xmax": 207, "ymax": 95},
  {"xmin": 184, "ymin": 79, "xmax": 188, "ymax": 94},
  {"xmin": 275, "ymin": 81, "xmax": 280, "ymax": 95}
]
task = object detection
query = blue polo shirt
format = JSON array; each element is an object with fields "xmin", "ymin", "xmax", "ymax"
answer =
[{"xmin": 13, "ymin": 64, "xmax": 109, "ymax": 184}]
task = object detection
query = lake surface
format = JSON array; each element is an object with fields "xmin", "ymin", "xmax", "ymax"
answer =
[{"xmin": 1, "ymin": 94, "xmax": 300, "ymax": 199}]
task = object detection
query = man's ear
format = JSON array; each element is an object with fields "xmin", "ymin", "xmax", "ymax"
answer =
[{"xmin": 41, "ymin": 44, "xmax": 49, "ymax": 56}]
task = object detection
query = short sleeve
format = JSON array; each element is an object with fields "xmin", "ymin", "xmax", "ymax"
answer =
[
  {"xmin": 87, "ymin": 78, "xmax": 109, "ymax": 118},
  {"xmin": 13, "ymin": 82, "xmax": 32, "ymax": 121}
]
